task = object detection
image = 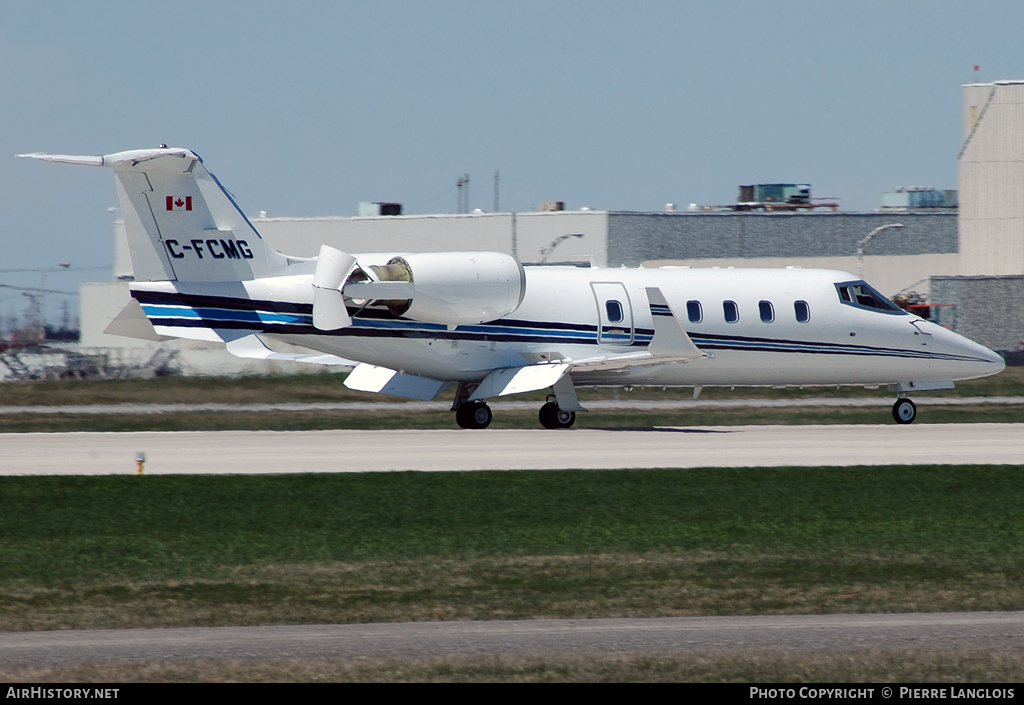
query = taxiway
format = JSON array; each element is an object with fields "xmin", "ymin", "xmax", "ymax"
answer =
[
  {"xmin": 3, "ymin": 612, "xmax": 1024, "ymax": 668},
  {"xmin": 2, "ymin": 423, "xmax": 1020, "ymax": 475}
]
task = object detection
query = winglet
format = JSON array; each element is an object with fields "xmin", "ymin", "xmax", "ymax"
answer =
[{"xmin": 645, "ymin": 287, "xmax": 707, "ymax": 360}]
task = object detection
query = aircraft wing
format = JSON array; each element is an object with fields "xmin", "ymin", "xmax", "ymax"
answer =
[
  {"xmin": 342, "ymin": 287, "xmax": 708, "ymax": 402},
  {"xmin": 563, "ymin": 287, "xmax": 708, "ymax": 372}
]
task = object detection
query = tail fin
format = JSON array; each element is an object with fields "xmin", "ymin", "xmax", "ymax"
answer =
[{"xmin": 20, "ymin": 147, "xmax": 289, "ymax": 282}]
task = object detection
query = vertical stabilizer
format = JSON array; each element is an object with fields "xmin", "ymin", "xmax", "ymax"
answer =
[{"xmin": 20, "ymin": 148, "xmax": 289, "ymax": 282}]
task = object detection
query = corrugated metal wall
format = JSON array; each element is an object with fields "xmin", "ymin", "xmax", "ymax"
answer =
[
  {"xmin": 607, "ymin": 212, "xmax": 958, "ymax": 266},
  {"xmin": 931, "ymin": 275, "xmax": 1024, "ymax": 351}
]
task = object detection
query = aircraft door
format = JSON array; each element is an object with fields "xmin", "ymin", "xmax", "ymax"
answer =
[{"xmin": 591, "ymin": 282, "xmax": 634, "ymax": 345}]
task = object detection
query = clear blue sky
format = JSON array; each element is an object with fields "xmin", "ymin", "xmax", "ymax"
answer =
[{"xmin": 2, "ymin": 0, "xmax": 1022, "ymax": 324}]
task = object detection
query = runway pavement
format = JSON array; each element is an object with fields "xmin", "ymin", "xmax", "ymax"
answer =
[
  {"xmin": 3, "ymin": 612, "xmax": 1024, "ymax": 668},
  {"xmin": 1, "ymin": 423, "xmax": 1020, "ymax": 475}
]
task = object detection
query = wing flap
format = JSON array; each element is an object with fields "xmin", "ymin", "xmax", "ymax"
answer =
[
  {"xmin": 468, "ymin": 363, "xmax": 571, "ymax": 401},
  {"xmin": 344, "ymin": 362, "xmax": 453, "ymax": 400}
]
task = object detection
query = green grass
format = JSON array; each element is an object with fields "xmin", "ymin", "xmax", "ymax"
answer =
[
  {"xmin": 2, "ymin": 466, "xmax": 1024, "ymax": 632},
  {"xmin": 7, "ymin": 466, "xmax": 1024, "ymax": 575}
]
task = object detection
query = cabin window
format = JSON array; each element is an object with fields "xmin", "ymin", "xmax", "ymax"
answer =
[
  {"xmin": 835, "ymin": 280, "xmax": 906, "ymax": 315},
  {"xmin": 686, "ymin": 300, "xmax": 702, "ymax": 323},
  {"xmin": 794, "ymin": 300, "xmax": 810, "ymax": 323},
  {"xmin": 759, "ymin": 300, "xmax": 774, "ymax": 323},
  {"xmin": 605, "ymin": 300, "xmax": 624, "ymax": 323},
  {"xmin": 723, "ymin": 300, "xmax": 739, "ymax": 323}
]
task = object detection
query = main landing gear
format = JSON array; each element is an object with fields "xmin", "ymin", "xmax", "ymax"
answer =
[
  {"xmin": 453, "ymin": 399, "xmax": 576, "ymax": 429},
  {"xmin": 455, "ymin": 400, "xmax": 493, "ymax": 429},
  {"xmin": 892, "ymin": 397, "xmax": 917, "ymax": 425},
  {"xmin": 452, "ymin": 383, "xmax": 579, "ymax": 430},
  {"xmin": 539, "ymin": 400, "xmax": 575, "ymax": 429}
]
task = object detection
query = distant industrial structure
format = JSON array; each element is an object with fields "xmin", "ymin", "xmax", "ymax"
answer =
[
  {"xmin": 932, "ymin": 79, "xmax": 1024, "ymax": 355},
  {"xmin": 880, "ymin": 187, "xmax": 958, "ymax": 211},
  {"xmin": 734, "ymin": 183, "xmax": 839, "ymax": 212},
  {"xmin": 11, "ymin": 80, "xmax": 1022, "ymax": 380}
]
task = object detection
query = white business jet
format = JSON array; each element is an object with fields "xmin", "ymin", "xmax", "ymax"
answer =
[{"xmin": 20, "ymin": 148, "xmax": 1004, "ymax": 428}]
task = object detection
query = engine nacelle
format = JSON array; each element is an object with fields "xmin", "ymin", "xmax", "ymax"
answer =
[{"xmin": 358, "ymin": 252, "xmax": 526, "ymax": 326}]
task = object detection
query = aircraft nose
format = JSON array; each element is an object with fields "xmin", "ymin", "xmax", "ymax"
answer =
[
  {"xmin": 982, "ymin": 345, "xmax": 1006, "ymax": 375},
  {"xmin": 953, "ymin": 331, "xmax": 1005, "ymax": 377},
  {"xmin": 923, "ymin": 321, "xmax": 1005, "ymax": 379}
]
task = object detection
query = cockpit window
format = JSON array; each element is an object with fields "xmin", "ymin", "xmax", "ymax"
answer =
[{"xmin": 835, "ymin": 280, "xmax": 906, "ymax": 315}]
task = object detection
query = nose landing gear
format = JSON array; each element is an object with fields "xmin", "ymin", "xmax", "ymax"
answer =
[{"xmin": 892, "ymin": 397, "xmax": 917, "ymax": 425}]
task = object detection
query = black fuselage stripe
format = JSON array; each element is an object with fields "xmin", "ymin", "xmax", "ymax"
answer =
[{"xmin": 138, "ymin": 293, "xmax": 984, "ymax": 363}]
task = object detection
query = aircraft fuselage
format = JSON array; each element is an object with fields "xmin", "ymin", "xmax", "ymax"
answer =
[{"xmin": 132, "ymin": 262, "xmax": 1003, "ymax": 392}]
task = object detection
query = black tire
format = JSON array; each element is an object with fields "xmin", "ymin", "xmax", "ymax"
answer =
[
  {"xmin": 457, "ymin": 401, "xmax": 492, "ymax": 429},
  {"xmin": 539, "ymin": 402, "xmax": 558, "ymax": 429},
  {"xmin": 539, "ymin": 402, "xmax": 575, "ymax": 429},
  {"xmin": 892, "ymin": 398, "xmax": 917, "ymax": 425}
]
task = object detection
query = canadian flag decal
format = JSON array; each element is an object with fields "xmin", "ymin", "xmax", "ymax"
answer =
[{"xmin": 166, "ymin": 196, "xmax": 193, "ymax": 211}]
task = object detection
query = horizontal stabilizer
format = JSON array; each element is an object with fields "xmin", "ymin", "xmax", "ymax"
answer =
[
  {"xmin": 226, "ymin": 334, "xmax": 356, "ymax": 366},
  {"xmin": 469, "ymin": 363, "xmax": 571, "ymax": 401},
  {"xmin": 344, "ymin": 362, "xmax": 453, "ymax": 400},
  {"xmin": 18, "ymin": 152, "xmax": 105, "ymax": 167},
  {"xmin": 645, "ymin": 287, "xmax": 707, "ymax": 360}
]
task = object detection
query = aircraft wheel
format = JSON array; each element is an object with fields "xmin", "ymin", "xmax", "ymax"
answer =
[
  {"xmin": 556, "ymin": 408, "xmax": 576, "ymax": 428},
  {"xmin": 892, "ymin": 398, "xmax": 917, "ymax": 425},
  {"xmin": 457, "ymin": 401, "xmax": 492, "ymax": 429},
  {"xmin": 539, "ymin": 402, "xmax": 575, "ymax": 429}
]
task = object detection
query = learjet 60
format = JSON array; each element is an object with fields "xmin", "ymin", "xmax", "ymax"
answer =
[{"xmin": 20, "ymin": 148, "xmax": 1005, "ymax": 428}]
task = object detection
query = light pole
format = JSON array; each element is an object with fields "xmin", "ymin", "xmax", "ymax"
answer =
[
  {"xmin": 38, "ymin": 262, "xmax": 71, "ymax": 335},
  {"xmin": 857, "ymin": 223, "xmax": 904, "ymax": 278}
]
